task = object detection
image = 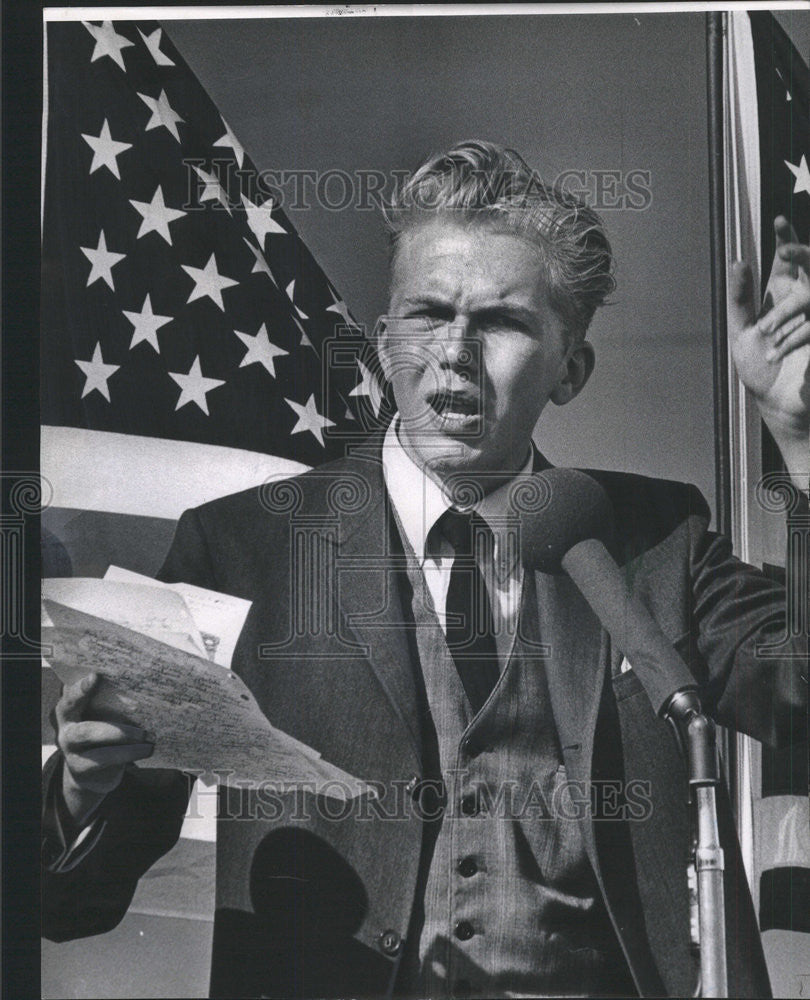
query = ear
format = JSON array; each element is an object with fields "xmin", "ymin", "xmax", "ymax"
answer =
[
  {"xmin": 550, "ymin": 340, "xmax": 595, "ymax": 406},
  {"xmin": 374, "ymin": 317, "xmax": 397, "ymax": 382}
]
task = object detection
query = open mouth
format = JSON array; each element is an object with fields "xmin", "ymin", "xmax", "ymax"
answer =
[{"xmin": 427, "ymin": 389, "xmax": 482, "ymax": 427}]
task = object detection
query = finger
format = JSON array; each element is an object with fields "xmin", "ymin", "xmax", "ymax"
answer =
[
  {"xmin": 771, "ymin": 311, "xmax": 807, "ymax": 345},
  {"xmin": 776, "ymin": 243, "xmax": 810, "ymax": 272},
  {"xmin": 765, "ymin": 321, "xmax": 810, "ymax": 363},
  {"xmin": 770, "ymin": 218, "xmax": 805, "ymax": 279},
  {"xmin": 59, "ymin": 720, "xmax": 155, "ymax": 752},
  {"xmin": 757, "ymin": 288, "xmax": 810, "ymax": 335},
  {"xmin": 774, "ymin": 215, "xmax": 800, "ymax": 247},
  {"xmin": 67, "ymin": 742, "xmax": 155, "ymax": 773},
  {"xmin": 54, "ymin": 672, "xmax": 99, "ymax": 727},
  {"xmin": 728, "ymin": 261, "xmax": 757, "ymax": 332}
]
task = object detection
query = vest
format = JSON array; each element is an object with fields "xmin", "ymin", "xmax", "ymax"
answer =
[{"xmin": 393, "ymin": 527, "xmax": 635, "ymax": 999}]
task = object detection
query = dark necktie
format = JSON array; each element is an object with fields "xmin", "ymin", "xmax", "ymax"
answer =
[{"xmin": 434, "ymin": 508, "xmax": 500, "ymax": 714}]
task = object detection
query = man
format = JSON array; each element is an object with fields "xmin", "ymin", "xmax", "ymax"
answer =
[{"xmin": 43, "ymin": 142, "xmax": 809, "ymax": 998}]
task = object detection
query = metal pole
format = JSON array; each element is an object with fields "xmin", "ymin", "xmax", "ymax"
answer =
[
  {"xmin": 695, "ymin": 783, "xmax": 728, "ymax": 997},
  {"xmin": 705, "ymin": 9, "xmax": 743, "ymax": 924},
  {"xmin": 667, "ymin": 695, "xmax": 729, "ymax": 997},
  {"xmin": 706, "ymin": 11, "xmax": 732, "ymax": 542}
]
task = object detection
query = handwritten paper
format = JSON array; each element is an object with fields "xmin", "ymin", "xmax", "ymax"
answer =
[
  {"xmin": 103, "ymin": 566, "xmax": 251, "ymax": 668},
  {"xmin": 42, "ymin": 577, "xmax": 205, "ymax": 657},
  {"xmin": 43, "ymin": 600, "xmax": 371, "ymax": 800}
]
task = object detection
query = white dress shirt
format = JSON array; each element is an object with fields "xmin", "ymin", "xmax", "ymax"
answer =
[{"xmin": 381, "ymin": 418, "xmax": 533, "ymax": 669}]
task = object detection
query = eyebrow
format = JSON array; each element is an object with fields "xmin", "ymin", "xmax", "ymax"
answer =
[{"xmin": 397, "ymin": 296, "xmax": 539, "ymax": 327}]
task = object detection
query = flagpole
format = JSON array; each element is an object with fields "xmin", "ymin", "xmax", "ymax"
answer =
[
  {"xmin": 697, "ymin": 14, "xmax": 732, "ymax": 998},
  {"xmin": 706, "ymin": 2, "xmax": 739, "ymax": 831},
  {"xmin": 706, "ymin": 10, "xmax": 732, "ymax": 543}
]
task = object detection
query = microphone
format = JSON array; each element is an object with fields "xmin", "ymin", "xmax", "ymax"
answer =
[
  {"xmin": 519, "ymin": 468, "xmax": 696, "ymax": 717},
  {"xmin": 522, "ymin": 470, "xmax": 729, "ymax": 996}
]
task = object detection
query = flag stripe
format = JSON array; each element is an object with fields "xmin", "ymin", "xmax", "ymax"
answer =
[
  {"xmin": 755, "ymin": 796, "xmax": 810, "ymax": 870},
  {"xmin": 42, "ymin": 426, "xmax": 308, "ymax": 519},
  {"xmin": 759, "ymin": 867, "xmax": 810, "ymax": 933},
  {"xmin": 42, "ymin": 910, "xmax": 212, "ymax": 1000},
  {"xmin": 761, "ymin": 740, "xmax": 809, "ymax": 798},
  {"xmin": 129, "ymin": 836, "xmax": 215, "ymax": 921},
  {"xmin": 43, "ymin": 508, "xmax": 177, "ymax": 579}
]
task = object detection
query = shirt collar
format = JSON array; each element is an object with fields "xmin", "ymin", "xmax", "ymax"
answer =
[{"xmin": 382, "ymin": 417, "xmax": 533, "ymax": 565}]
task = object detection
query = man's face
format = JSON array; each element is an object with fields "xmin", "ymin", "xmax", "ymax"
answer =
[{"xmin": 380, "ymin": 219, "xmax": 590, "ymax": 488}]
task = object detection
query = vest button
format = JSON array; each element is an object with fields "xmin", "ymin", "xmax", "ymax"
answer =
[
  {"xmin": 461, "ymin": 736, "xmax": 480, "ymax": 757},
  {"xmin": 377, "ymin": 928, "xmax": 401, "ymax": 956},
  {"xmin": 404, "ymin": 774, "xmax": 419, "ymax": 797},
  {"xmin": 454, "ymin": 920, "xmax": 475, "ymax": 941},
  {"xmin": 460, "ymin": 791, "xmax": 479, "ymax": 817},
  {"xmin": 457, "ymin": 856, "xmax": 478, "ymax": 878}
]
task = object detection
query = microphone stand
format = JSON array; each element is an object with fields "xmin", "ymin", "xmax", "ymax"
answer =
[
  {"xmin": 663, "ymin": 689, "xmax": 728, "ymax": 999},
  {"xmin": 557, "ymin": 538, "xmax": 730, "ymax": 998}
]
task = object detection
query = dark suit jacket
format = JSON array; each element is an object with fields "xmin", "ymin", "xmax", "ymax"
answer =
[{"xmin": 42, "ymin": 442, "xmax": 808, "ymax": 998}]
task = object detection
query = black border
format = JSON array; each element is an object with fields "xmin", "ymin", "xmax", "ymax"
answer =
[{"xmin": 3, "ymin": 0, "xmax": 43, "ymax": 995}]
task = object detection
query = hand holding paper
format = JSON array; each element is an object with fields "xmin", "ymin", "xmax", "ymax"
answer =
[{"xmin": 43, "ymin": 575, "xmax": 373, "ymax": 803}]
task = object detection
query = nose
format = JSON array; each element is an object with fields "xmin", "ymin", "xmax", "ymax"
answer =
[{"xmin": 436, "ymin": 319, "xmax": 477, "ymax": 372}]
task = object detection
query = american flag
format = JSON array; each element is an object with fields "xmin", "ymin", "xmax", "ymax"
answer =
[
  {"xmin": 725, "ymin": 12, "xmax": 809, "ymax": 998},
  {"xmin": 41, "ymin": 19, "xmax": 384, "ymax": 997}
]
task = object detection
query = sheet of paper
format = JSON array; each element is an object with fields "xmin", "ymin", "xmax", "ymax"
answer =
[
  {"xmin": 42, "ymin": 578, "xmax": 205, "ymax": 657},
  {"xmin": 43, "ymin": 600, "xmax": 372, "ymax": 800},
  {"xmin": 103, "ymin": 566, "xmax": 251, "ymax": 668}
]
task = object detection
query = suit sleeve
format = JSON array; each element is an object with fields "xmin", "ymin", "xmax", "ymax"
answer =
[
  {"xmin": 687, "ymin": 485, "xmax": 808, "ymax": 748},
  {"xmin": 41, "ymin": 507, "xmax": 215, "ymax": 941}
]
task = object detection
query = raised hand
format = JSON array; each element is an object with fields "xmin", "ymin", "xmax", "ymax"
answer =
[{"xmin": 729, "ymin": 216, "xmax": 810, "ymax": 482}]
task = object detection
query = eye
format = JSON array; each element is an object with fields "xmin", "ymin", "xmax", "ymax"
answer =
[
  {"xmin": 412, "ymin": 306, "xmax": 454, "ymax": 325},
  {"xmin": 477, "ymin": 314, "xmax": 529, "ymax": 335},
  {"xmin": 383, "ymin": 314, "xmax": 443, "ymax": 339}
]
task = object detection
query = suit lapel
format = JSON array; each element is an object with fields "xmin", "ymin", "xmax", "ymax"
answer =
[
  {"xmin": 331, "ymin": 449, "xmax": 423, "ymax": 762},
  {"xmin": 526, "ymin": 446, "xmax": 609, "ymax": 793},
  {"xmin": 534, "ymin": 571, "xmax": 609, "ymax": 787}
]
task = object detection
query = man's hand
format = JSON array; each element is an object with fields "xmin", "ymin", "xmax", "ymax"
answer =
[
  {"xmin": 55, "ymin": 673, "xmax": 155, "ymax": 826},
  {"xmin": 729, "ymin": 216, "xmax": 810, "ymax": 484}
]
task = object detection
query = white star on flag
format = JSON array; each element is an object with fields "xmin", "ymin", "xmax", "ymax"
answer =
[
  {"xmin": 129, "ymin": 185, "xmax": 187, "ymax": 244},
  {"xmin": 81, "ymin": 119, "xmax": 132, "ymax": 179},
  {"xmin": 243, "ymin": 238, "xmax": 278, "ymax": 287},
  {"xmin": 241, "ymin": 194, "xmax": 287, "ymax": 244},
  {"xmin": 326, "ymin": 287, "xmax": 358, "ymax": 328},
  {"xmin": 182, "ymin": 253, "xmax": 239, "ymax": 311},
  {"xmin": 74, "ymin": 342, "xmax": 120, "ymax": 401},
  {"xmin": 138, "ymin": 26, "xmax": 175, "ymax": 66},
  {"xmin": 193, "ymin": 165, "xmax": 232, "ymax": 214},
  {"xmin": 293, "ymin": 315, "xmax": 316, "ymax": 351},
  {"xmin": 213, "ymin": 117, "xmax": 245, "ymax": 168},
  {"xmin": 83, "ymin": 21, "xmax": 134, "ymax": 71},
  {"xmin": 349, "ymin": 358, "xmax": 384, "ymax": 417},
  {"xmin": 785, "ymin": 155, "xmax": 810, "ymax": 196},
  {"xmin": 80, "ymin": 230, "xmax": 126, "ymax": 290},
  {"xmin": 122, "ymin": 293, "xmax": 173, "ymax": 351},
  {"xmin": 168, "ymin": 355, "xmax": 225, "ymax": 415},
  {"xmin": 286, "ymin": 279, "xmax": 309, "ymax": 320},
  {"xmin": 285, "ymin": 393, "xmax": 336, "ymax": 447},
  {"xmin": 138, "ymin": 89, "xmax": 184, "ymax": 142},
  {"xmin": 234, "ymin": 323, "xmax": 289, "ymax": 378}
]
